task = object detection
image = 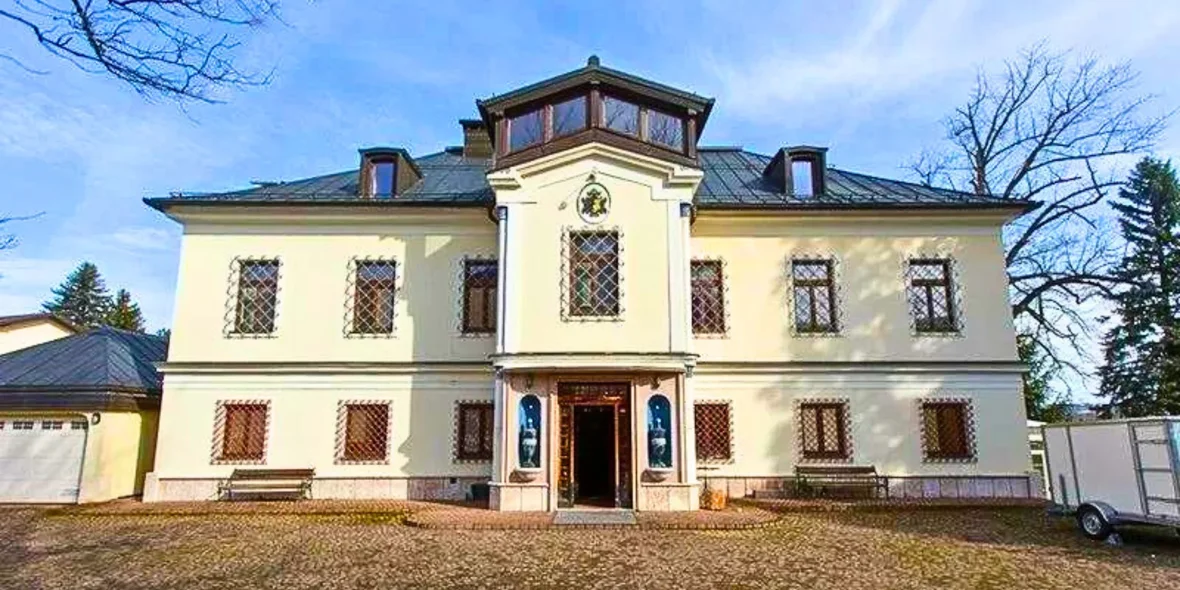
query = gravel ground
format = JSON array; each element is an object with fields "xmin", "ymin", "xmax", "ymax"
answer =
[{"xmin": 1, "ymin": 505, "xmax": 1178, "ymax": 589}]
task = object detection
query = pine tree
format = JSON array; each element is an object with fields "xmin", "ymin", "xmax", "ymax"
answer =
[
  {"xmin": 42, "ymin": 262, "xmax": 112, "ymax": 328},
  {"xmin": 1097, "ymin": 157, "xmax": 1180, "ymax": 417},
  {"xmin": 106, "ymin": 289, "xmax": 146, "ymax": 332}
]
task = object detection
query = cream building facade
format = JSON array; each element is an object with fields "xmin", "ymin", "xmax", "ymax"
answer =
[{"xmin": 144, "ymin": 59, "xmax": 1036, "ymax": 509}]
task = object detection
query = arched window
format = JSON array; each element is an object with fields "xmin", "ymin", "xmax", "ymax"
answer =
[
  {"xmin": 518, "ymin": 395, "xmax": 542, "ymax": 469},
  {"xmin": 647, "ymin": 395, "xmax": 672, "ymax": 468}
]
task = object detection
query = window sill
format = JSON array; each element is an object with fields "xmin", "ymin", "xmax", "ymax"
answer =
[
  {"xmin": 226, "ymin": 332, "xmax": 278, "ymax": 339},
  {"xmin": 212, "ymin": 457, "xmax": 267, "ymax": 466},
  {"xmin": 923, "ymin": 455, "xmax": 976, "ymax": 464},
  {"xmin": 344, "ymin": 331, "xmax": 397, "ymax": 339}
]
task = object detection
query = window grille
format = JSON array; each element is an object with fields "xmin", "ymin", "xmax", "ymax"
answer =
[
  {"xmin": 41, "ymin": 421, "xmax": 63, "ymax": 430},
  {"xmin": 339, "ymin": 403, "xmax": 390, "ymax": 463},
  {"xmin": 907, "ymin": 259, "xmax": 959, "ymax": 333},
  {"xmin": 455, "ymin": 402, "xmax": 494, "ymax": 461},
  {"xmin": 799, "ymin": 402, "xmax": 849, "ymax": 460},
  {"xmin": 349, "ymin": 259, "xmax": 397, "ymax": 335},
  {"xmin": 462, "ymin": 259, "xmax": 498, "ymax": 334},
  {"xmin": 691, "ymin": 260, "xmax": 726, "ymax": 335},
  {"xmin": 921, "ymin": 401, "xmax": 974, "ymax": 461},
  {"xmin": 791, "ymin": 259, "xmax": 838, "ymax": 334},
  {"xmin": 219, "ymin": 403, "xmax": 268, "ymax": 462},
  {"xmin": 231, "ymin": 259, "xmax": 280, "ymax": 335},
  {"xmin": 694, "ymin": 402, "xmax": 732, "ymax": 462},
  {"xmin": 567, "ymin": 231, "xmax": 620, "ymax": 318}
]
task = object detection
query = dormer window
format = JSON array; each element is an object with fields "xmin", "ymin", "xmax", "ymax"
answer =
[
  {"xmin": 792, "ymin": 159, "xmax": 814, "ymax": 197},
  {"xmin": 371, "ymin": 160, "xmax": 396, "ymax": 197}
]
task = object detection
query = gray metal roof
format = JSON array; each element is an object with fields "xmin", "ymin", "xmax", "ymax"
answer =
[
  {"xmin": 146, "ymin": 147, "xmax": 1028, "ymax": 212},
  {"xmin": 0, "ymin": 326, "xmax": 167, "ymax": 396}
]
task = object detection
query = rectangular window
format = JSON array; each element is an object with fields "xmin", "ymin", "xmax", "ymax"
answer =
[
  {"xmin": 792, "ymin": 159, "xmax": 815, "ymax": 196},
  {"xmin": 462, "ymin": 259, "xmax": 498, "ymax": 334},
  {"xmin": 908, "ymin": 259, "xmax": 957, "ymax": 333},
  {"xmin": 221, "ymin": 403, "xmax": 268, "ymax": 461},
  {"xmin": 456, "ymin": 402, "xmax": 494, "ymax": 461},
  {"xmin": 694, "ymin": 403, "xmax": 732, "ymax": 462},
  {"xmin": 371, "ymin": 160, "xmax": 396, "ymax": 197},
  {"xmin": 351, "ymin": 260, "xmax": 397, "ymax": 335},
  {"xmin": 646, "ymin": 108, "xmax": 684, "ymax": 151},
  {"xmin": 552, "ymin": 96, "xmax": 587, "ymax": 138},
  {"xmin": 922, "ymin": 402, "xmax": 972, "ymax": 460},
  {"xmin": 233, "ymin": 260, "xmax": 280, "ymax": 334},
  {"xmin": 71, "ymin": 421, "xmax": 88, "ymax": 430},
  {"xmin": 568, "ymin": 231, "xmax": 620, "ymax": 317},
  {"xmin": 691, "ymin": 260, "xmax": 725, "ymax": 334},
  {"xmin": 12, "ymin": 421, "xmax": 33, "ymax": 430},
  {"xmin": 792, "ymin": 259, "xmax": 837, "ymax": 333},
  {"xmin": 341, "ymin": 403, "xmax": 390, "ymax": 462},
  {"xmin": 509, "ymin": 108, "xmax": 544, "ymax": 151},
  {"xmin": 800, "ymin": 402, "xmax": 848, "ymax": 460},
  {"xmin": 602, "ymin": 95, "xmax": 639, "ymax": 136},
  {"xmin": 41, "ymin": 421, "xmax": 64, "ymax": 430}
]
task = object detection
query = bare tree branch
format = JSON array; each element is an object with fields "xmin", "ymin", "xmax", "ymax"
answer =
[
  {"xmin": 0, "ymin": 213, "xmax": 44, "ymax": 251},
  {"xmin": 910, "ymin": 43, "xmax": 1171, "ymax": 391},
  {"xmin": 1, "ymin": 0, "xmax": 280, "ymax": 103}
]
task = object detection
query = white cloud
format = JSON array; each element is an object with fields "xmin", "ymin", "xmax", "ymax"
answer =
[{"xmin": 110, "ymin": 227, "xmax": 173, "ymax": 252}]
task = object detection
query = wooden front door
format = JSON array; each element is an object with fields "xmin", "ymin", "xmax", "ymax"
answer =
[{"xmin": 557, "ymin": 382, "xmax": 632, "ymax": 508}]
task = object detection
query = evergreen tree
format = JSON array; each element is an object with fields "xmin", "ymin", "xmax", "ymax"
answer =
[
  {"xmin": 42, "ymin": 262, "xmax": 112, "ymax": 328},
  {"xmin": 1018, "ymin": 333, "xmax": 1070, "ymax": 422},
  {"xmin": 106, "ymin": 289, "xmax": 146, "ymax": 332},
  {"xmin": 1097, "ymin": 157, "xmax": 1180, "ymax": 416}
]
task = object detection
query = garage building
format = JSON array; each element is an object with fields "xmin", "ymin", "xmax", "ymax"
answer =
[{"xmin": 0, "ymin": 326, "xmax": 165, "ymax": 503}]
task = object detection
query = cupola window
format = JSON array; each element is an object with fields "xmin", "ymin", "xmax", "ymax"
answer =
[
  {"xmin": 509, "ymin": 108, "xmax": 544, "ymax": 151},
  {"xmin": 602, "ymin": 95, "xmax": 640, "ymax": 136},
  {"xmin": 552, "ymin": 95, "xmax": 588, "ymax": 138},
  {"xmin": 647, "ymin": 108, "xmax": 684, "ymax": 151}
]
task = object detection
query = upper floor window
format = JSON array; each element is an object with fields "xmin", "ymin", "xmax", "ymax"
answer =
[
  {"xmin": 509, "ymin": 109, "xmax": 545, "ymax": 151},
  {"xmin": 907, "ymin": 259, "xmax": 958, "ymax": 333},
  {"xmin": 647, "ymin": 108, "xmax": 684, "ymax": 151},
  {"xmin": 691, "ymin": 260, "xmax": 725, "ymax": 334},
  {"xmin": 351, "ymin": 260, "xmax": 397, "ymax": 335},
  {"xmin": 791, "ymin": 259, "xmax": 837, "ymax": 334},
  {"xmin": 552, "ymin": 96, "xmax": 588, "ymax": 138},
  {"xmin": 371, "ymin": 160, "xmax": 396, "ymax": 197},
  {"xmin": 233, "ymin": 259, "xmax": 280, "ymax": 335},
  {"xmin": 568, "ymin": 231, "xmax": 620, "ymax": 318},
  {"xmin": 602, "ymin": 95, "xmax": 640, "ymax": 136},
  {"xmin": 462, "ymin": 259, "xmax": 498, "ymax": 334}
]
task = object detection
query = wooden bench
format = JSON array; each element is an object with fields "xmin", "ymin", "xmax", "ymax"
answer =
[
  {"xmin": 794, "ymin": 465, "xmax": 888, "ymax": 499},
  {"xmin": 219, "ymin": 468, "xmax": 314, "ymax": 501}
]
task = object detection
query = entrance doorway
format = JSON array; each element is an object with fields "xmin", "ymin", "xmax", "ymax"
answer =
[
  {"xmin": 573, "ymin": 406, "xmax": 615, "ymax": 506},
  {"xmin": 557, "ymin": 382, "xmax": 632, "ymax": 509}
]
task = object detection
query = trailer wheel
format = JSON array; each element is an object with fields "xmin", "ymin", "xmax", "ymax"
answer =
[{"xmin": 1077, "ymin": 506, "xmax": 1112, "ymax": 541}]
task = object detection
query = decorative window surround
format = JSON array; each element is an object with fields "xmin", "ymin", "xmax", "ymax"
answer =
[
  {"xmin": 224, "ymin": 257, "xmax": 281, "ymax": 338},
  {"xmin": 335, "ymin": 400, "xmax": 393, "ymax": 465},
  {"xmin": 560, "ymin": 226, "xmax": 625, "ymax": 322},
  {"xmin": 903, "ymin": 253, "xmax": 965, "ymax": 338},
  {"xmin": 452, "ymin": 400, "xmax": 494, "ymax": 464},
  {"xmin": 694, "ymin": 400, "xmax": 734, "ymax": 464},
  {"xmin": 787, "ymin": 254, "xmax": 844, "ymax": 337},
  {"xmin": 456, "ymin": 254, "xmax": 498, "ymax": 338},
  {"xmin": 691, "ymin": 258, "xmax": 730, "ymax": 338},
  {"xmin": 795, "ymin": 398, "xmax": 853, "ymax": 464},
  {"xmin": 211, "ymin": 400, "xmax": 271, "ymax": 465},
  {"xmin": 344, "ymin": 256, "xmax": 400, "ymax": 338},
  {"xmin": 918, "ymin": 397, "xmax": 977, "ymax": 463}
]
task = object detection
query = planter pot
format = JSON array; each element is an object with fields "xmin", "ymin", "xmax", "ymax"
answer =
[
  {"xmin": 701, "ymin": 487, "xmax": 727, "ymax": 511},
  {"xmin": 512, "ymin": 467, "xmax": 543, "ymax": 483},
  {"xmin": 644, "ymin": 467, "xmax": 674, "ymax": 483}
]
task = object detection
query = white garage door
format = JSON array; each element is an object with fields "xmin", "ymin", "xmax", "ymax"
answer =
[{"xmin": 0, "ymin": 417, "xmax": 87, "ymax": 503}]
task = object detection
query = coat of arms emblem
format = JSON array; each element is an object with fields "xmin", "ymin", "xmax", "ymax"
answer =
[{"xmin": 577, "ymin": 178, "xmax": 611, "ymax": 224}]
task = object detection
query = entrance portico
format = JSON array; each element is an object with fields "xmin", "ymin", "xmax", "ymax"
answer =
[{"xmin": 488, "ymin": 355, "xmax": 700, "ymax": 512}]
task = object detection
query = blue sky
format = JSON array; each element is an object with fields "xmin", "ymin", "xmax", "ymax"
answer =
[{"xmin": 1, "ymin": 0, "xmax": 1178, "ymax": 339}]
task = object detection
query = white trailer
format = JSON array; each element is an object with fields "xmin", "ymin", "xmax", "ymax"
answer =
[{"xmin": 1043, "ymin": 417, "xmax": 1180, "ymax": 540}]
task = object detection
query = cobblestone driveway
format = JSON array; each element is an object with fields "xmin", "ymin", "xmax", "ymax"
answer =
[{"xmin": 1, "ymin": 506, "xmax": 1177, "ymax": 589}]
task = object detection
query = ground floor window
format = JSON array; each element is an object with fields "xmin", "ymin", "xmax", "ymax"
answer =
[
  {"xmin": 216, "ymin": 402, "xmax": 268, "ymax": 463},
  {"xmin": 694, "ymin": 402, "xmax": 732, "ymax": 462},
  {"xmin": 799, "ymin": 401, "xmax": 850, "ymax": 461},
  {"xmin": 338, "ymin": 402, "xmax": 390, "ymax": 463},
  {"xmin": 920, "ymin": 400, "xmax": 975, "ymax": 461},
  {"xmin": 455, "ymin": 402, "xmax": 494, "ymax": 462}
]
